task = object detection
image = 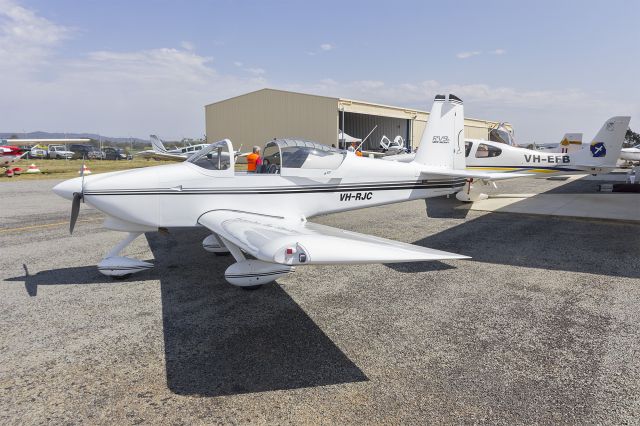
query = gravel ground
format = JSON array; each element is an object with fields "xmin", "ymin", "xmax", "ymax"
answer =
[{"xmin": 1, "ymin": 177, "xmax": 639, "ymax": 424}]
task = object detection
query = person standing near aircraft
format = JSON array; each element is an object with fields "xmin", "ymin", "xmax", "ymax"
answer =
[{"xmin": 247, "ymin": 146, "xmax": 261, "ymax": 172}]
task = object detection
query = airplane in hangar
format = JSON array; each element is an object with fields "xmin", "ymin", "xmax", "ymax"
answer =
[
  {"xmin": 53, "ymin": 94, "xmax": 530, "ymax": 289},
  {"xmin": 384, "ymin": 116, "xmax": 631, "ymax": 201}
]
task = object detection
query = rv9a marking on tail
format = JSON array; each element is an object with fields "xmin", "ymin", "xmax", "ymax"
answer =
[
  {"xmin": 524, "ymin": 154, "xmax": 571, "ymax": 164},
  {"xmin": 432, "ymin": 136, "xmax": 450, "ymax": 144},
  {"xmin": 340, "ymin": 192, "xmax": 373, "ymax": 201}
]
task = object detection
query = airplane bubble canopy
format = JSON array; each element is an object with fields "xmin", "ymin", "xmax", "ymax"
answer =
[{"xmin": 263, "ymin": 139, "xmax": 346, "ymax": 171}]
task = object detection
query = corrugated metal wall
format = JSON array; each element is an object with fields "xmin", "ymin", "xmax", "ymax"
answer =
[
  {"xmin": 205, "ymin": 89, "xmax": 510, "ymax": 153},
  {"xmin": 205, "ymin": 89, "xmax": 338, "ymax": 149},
  {"xmin": 340, "ymin": 112, "xmax": 409, "ymax": 151},
  {"xmin": 412, "ymin": 117, "xmax": 493, "ymax": 147}
]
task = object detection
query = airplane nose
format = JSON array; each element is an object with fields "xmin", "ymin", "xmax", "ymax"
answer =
[{"xmin": 52, "ymin": 177, "xmax": 83, "ymax": 200}]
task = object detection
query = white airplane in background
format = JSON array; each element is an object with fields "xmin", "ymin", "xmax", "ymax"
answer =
[
  {"xmin": 484, "ymin": 123, "xmax": 584, "ymax": 153},
  {"xmin": 620, "ymin": 144, "xmax": 640, "ymax": 164},
  {"xmin": 385, "ymin": 116, "xmax": 630, "ymax": 201},
  {"xmin": 137, "ymin": 135, "xmax": 248, "ymax": 162},
  {"xmin": 53, "ymin": 94, "xmax": 529, "ymax": 289},
  {"xmin": 531, "ymin": 133, "xmax": 583, "ymax": 153},
  {"xmin": 136, "ymin": 135, "xmax": 210, "ymax": 161}
]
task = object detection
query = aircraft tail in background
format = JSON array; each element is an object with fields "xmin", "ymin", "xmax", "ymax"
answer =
[
  {"xmin": 571, "ymin": 117, "xmax": 630, "ymax": 167},
  {"xmin": 150, "ymin": 135, "xmax": 168, "ymax": 153}
]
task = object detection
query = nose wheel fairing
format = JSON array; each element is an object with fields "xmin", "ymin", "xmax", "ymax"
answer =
[{"xmin": 97, "ymin": 232, "xmax": 154, "ymax": 278}]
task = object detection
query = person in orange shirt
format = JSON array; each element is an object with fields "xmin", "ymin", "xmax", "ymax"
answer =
[
  {"xmin": 246, "ymin": 146, "xmax": 261, "ymax": 172},
  {"xmin": 349, "ymin": 142, "xmax": 363, "ymax": 157}
]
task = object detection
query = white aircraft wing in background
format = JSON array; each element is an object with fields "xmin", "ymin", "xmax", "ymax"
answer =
[
  {"xmin": 136, "ymin": 150, "xmax": 187, "ymax": 161},
  {"xmin": 198, "ymin": 210, "xmax": 468, "ymax": 265}
]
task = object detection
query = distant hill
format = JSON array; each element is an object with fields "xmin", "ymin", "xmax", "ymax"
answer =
[{"xmin": 0, "ymin": 131, "xmax": 149, "ymax": 145}]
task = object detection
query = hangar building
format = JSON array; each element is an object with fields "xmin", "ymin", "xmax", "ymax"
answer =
[{"xmin": 205, "ymin": 88, "xmax": 510, "ymax": 151}]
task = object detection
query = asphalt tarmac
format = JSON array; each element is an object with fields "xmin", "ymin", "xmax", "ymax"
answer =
[{"xmin": 1, "ymin": 177, "xmax": 639, "ymax": 424}]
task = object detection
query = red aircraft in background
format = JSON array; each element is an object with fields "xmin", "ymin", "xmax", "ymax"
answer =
[{"xmin": 1, "ymin": 145, "xmax": 28, "ymax": 176}]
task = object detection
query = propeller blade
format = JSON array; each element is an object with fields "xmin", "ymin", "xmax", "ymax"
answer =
[{"xmin": 70, "ymin": 193, "xmax": 82, "ymax": 234}]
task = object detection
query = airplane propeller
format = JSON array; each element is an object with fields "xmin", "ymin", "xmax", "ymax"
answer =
[{"xmin": 69, "ymin": 157, "xmax": 86, "ymax": 234}]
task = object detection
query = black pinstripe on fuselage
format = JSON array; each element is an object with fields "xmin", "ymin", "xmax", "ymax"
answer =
[{"xmin": 83, "ymin": 178, "xmax": 468, "ymax": 196}]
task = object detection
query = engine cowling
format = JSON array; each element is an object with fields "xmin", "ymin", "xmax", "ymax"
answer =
[
  {"xmin": 202, "ymin": 234, "xmax": 230, "ymax": 253},
  {"xmin": 224, "ymin": 260, "xmax": 294, "ymax": 287}
]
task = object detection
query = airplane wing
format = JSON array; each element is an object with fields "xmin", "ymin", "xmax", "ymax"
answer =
[
  {"xmin": 135, "ymin": 150, "xmax": 186, "ymax": 162},
  {"xmin": 419, "ymin": 167, "xmax": 531, "ymax": 181},
  {"xmin": 198, "ymin": 210, "xmax": 469, "ymax": 265}
]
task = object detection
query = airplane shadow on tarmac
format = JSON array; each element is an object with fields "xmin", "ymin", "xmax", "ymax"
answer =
[
  {"xmin": 7, "ymin": 228, "xmax": 368, "ymax": 396},
  {"xmin": 146, "ymin": 229, "xmax": 368, "ymax": 396},
  {"xmin": 413, "ymin": 207, "xmax": 640, "ymax": 279},
  {"xmin": 7, "ymin": 263, "xmax": 140, "ymax": 297}
]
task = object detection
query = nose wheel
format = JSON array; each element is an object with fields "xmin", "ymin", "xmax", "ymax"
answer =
[{"xmin": 98, "ymin": 232, "xmax": 154, "ymax": 278}]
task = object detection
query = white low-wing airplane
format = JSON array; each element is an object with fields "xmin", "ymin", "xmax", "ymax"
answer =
[
  {"xmin": 136, "ymin": 135, "xmax": 210, "ymax": 161},
  {"xmin": 620, "ymin": 144, "xmax": 640, "ymax": 164},
  {"xmin": 53, "ymin": 94, "xmax": 527, "ymax": 289},
  {"xmin": 137, "ymin": 135, "xmax": 248, "ymax": 162},
  {"xmin": 385, "ymin": 116, "xmax": 630, "ymax": 200}
]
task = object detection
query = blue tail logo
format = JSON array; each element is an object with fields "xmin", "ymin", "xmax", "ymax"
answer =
[{"xmin": 590, "ymin": 142, "xmax": 606, "ymax": 157}]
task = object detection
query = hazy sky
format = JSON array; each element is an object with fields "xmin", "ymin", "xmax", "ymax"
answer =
[{"xmin": 1, "ymin": 0, "xmax": 638, "ymax": 142}]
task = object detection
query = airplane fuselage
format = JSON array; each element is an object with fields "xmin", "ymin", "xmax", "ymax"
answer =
[
  {"xmin": 55, "ymin": 154, "xmax": 466, "ymax": 230},
  {"xmin": 466, "ymin": 139, "xmax": 610, "ymax": 175}
]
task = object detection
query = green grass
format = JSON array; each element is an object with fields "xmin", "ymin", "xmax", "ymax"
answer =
[
  {"xmin": 3, "ymin": 157, "xmax": 249, "ymax": 181},
  {"xmin": 2, "ymin": 158, "xmax": 175, "ymax": 181}
]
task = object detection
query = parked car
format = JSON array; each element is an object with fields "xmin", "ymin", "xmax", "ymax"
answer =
[
  {"xmin": 29, "ymin": 145, "xmax": 48, "ymax": 159},
  {"xmin": 47, "ymin": 145, "xmax": 74, "ymax": 159},
  {"xmin": 102, "ymin": 147, "xmax": 129, "ymax": 160},
  {"xmin": 69, "ymin": 144, "xmax": 103, "ymax": 160}
]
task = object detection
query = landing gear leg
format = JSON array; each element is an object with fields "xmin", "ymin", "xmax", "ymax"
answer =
[
  {"xmin": 202, "ymin": 233, "xmax": 231, "ymax": 255},
  {"xmin": 98, "ymin": 232, "xmax": 153, "ymax": 278},
  {"xmin": 455, "ymin": 178, "xmax": 491, "ymax": 202}
]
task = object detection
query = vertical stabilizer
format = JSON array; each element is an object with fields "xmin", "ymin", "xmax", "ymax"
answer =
[
  {"xmin": 412, "ymin": 94, "xmax": 465, "ymax": 170},
  {"xmin": 571, "ymin": 117, "xmax": 630, "ymax": 166},
  {"xmin": 150, "ymin": 135, "xmax": 168, "ymax": 153}
]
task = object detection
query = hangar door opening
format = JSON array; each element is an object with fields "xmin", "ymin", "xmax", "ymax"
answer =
[{"xmin": 339, "ymin": 112, "xmax": 410, "ymax": 151}]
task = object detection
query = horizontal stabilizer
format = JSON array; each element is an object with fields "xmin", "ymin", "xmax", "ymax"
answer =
[
  {"xmin": 418, "ymin": 166, "xmax": 531, "ymax": 181},
  {"xmin": 198, "ymin": 210, "xmax": 469, "ymax": 265}
]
